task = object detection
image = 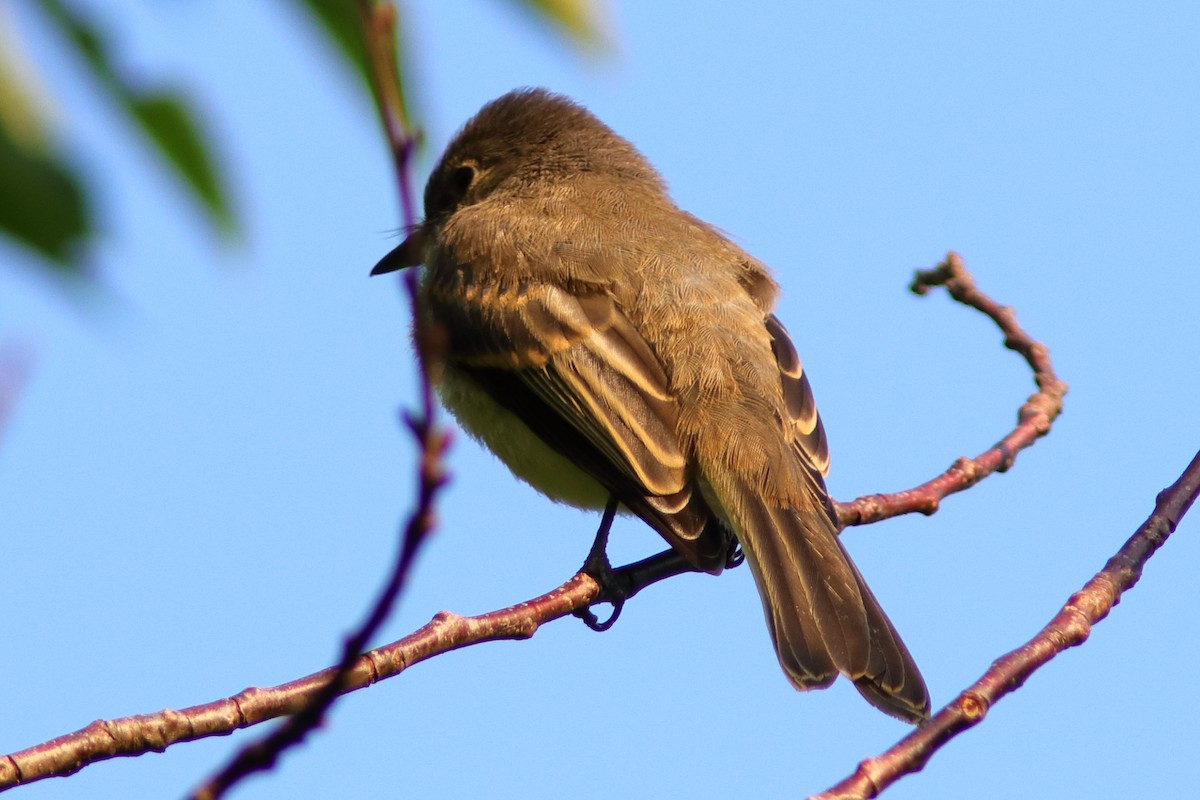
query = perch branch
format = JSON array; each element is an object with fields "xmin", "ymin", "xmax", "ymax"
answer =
[{"xmin": 0, "ymin": 574, "xmax": 600, "ymax": 792}]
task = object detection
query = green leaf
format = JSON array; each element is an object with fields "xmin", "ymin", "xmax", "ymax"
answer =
[
  {"xmin": 35, "ymin": 0, "xmax": 236, "ymax": 238},
  {"xmin": 128, "ymin": 92, "xmax": 235, "ymax": 235},
  {"xmin": 502, "ymin": 0, "xmax": 607, "ymax": 48},
  {"xmin": 0, "ymin": 0, "xmax": 90, "ymax": 270},
  {"xmin": 0, "ymin": 29, "xmax": 48, "ymax": 151},
  {"xmin": 0, "ymin": 127, "xmax": 90, "ymax": 270},
  {"xmin": 296, "ymin": 0, "xmax": 372, "ymax": 88},
  {"xmin": 293, "ymin": 0, "xmax": 416, "ymax": 136}
]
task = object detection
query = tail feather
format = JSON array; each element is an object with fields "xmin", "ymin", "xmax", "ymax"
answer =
[
  {"xmin": 739, "ymin": 494, "xmax": 837, "ymax": 686},
  {"xmin": 726, "ymin": 480, "xmax": 930, "ymax": 723},
  {"xmin": 846, "ymin": 557, "xmax": 931, "ymax": 721}
]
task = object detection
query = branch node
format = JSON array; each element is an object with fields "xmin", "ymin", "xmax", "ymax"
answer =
[
  {"xmin": 431, "ymin": 610, "xmax": 465, "ymax": 627},
  {"xmin": 0, "ymin": 755, "xmax": 22, "ymax": 785},
  {"xmin": 1059, "ymin": 604, "xmax": 1094, "ymax": 646},
  {"xmin": 995, "ymin": 442, "xmax": 1016, "ymax": 473},
  {"xmin": 950, "ymin": 456, "xmax": 979, "ymax": 481},
  {"xmin": 229, "ymin": 690, "xmax": 256, "ymax": 726},
  {"xmin": 360, "ymin": 650, "xmax": 382, "ymax": 684},
  {"xmin": 958, "ymin": 691, "xmax": 989, "ymax": 722}
]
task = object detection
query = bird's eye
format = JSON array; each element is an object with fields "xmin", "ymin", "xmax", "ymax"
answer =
[
  {"xmin": 427, "ymin": 163, "xmax": 479, "ymax": 218},
  {"xmin": 450, "ymin": 164, "xmax": 476, "ymax": 197}
]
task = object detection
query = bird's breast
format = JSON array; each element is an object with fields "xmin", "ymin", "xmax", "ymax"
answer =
[{"xmin": 435, "ymin": 363, "xmax": 612, "ymax": 510}]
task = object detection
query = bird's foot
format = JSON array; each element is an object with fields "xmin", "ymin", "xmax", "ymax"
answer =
[
  {"xmin": 574, "ymin": 496, "xmax": 631, "ymax": 632},
  {"xmin": 574, "ymin": 549, "xmax": 633, "ymax": 632}
]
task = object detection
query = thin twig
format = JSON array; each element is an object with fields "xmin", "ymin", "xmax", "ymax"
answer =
[
  {"xmin": 187, "ymin": 413, "xmax": 446, "ymax": 800},
  {"xmin": 812, "ymin": 448, "xmax": 1200, "ymax": 800},
  {"xmin": 357, "ymin": 0, "xmax": 419, "ymax": 238},
  {"xmin": 187, "ymin": 3, "xmax": 435, "ymax": 798},
  {"xmin": 0, "ymin": 253, "xmax": 1057, "ymax": 791},
  {"xmin": 834, "ymin": 251, "xmax": 1068, "ymax": 527}
]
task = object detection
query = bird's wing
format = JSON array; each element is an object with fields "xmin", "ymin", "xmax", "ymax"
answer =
[
  {"xmin": 765, "ymin": 314, "xmax": 830, "ymax": 478},
  {"xmin": 764, "ymin": 314, "xmax": 837, "ymax": 519},
  {"xmin": 424, "ymin": 272, "xmax": 729, "ymax": 571}
]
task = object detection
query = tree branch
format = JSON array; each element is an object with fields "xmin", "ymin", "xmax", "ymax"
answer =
[
  {"xmin": 185, "ymin": 389, "xmax": 446, "ymax": 800},
  {"xmin": 811, "ymin": 448, "xmax": 1200, "ymax": 800},
  {"xmin": 0, "ymin": 253, "xmax": 1061, "ymax": 791}
]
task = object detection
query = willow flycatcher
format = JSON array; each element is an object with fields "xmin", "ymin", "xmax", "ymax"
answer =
[{"xmin": 372, "ymin": 88, "xmax": 929, "ymax": 722}]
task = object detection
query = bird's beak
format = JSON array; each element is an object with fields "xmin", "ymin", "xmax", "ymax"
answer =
[{"xmin": 370, "ymin": 226, "xmax": 428, "ymax": 276}]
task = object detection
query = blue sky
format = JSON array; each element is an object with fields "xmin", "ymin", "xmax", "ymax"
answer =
[{"xmin": 2, "ymin": 1, "xmax": 1198, "ymax": 798}]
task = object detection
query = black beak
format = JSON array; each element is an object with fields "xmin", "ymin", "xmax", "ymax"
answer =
[{"xmin": 370, "ymin": 227, "xmax": 427, "ymax": 276}]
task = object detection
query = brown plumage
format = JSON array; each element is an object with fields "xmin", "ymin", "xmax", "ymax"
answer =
[{"xmin": 373, "ymin": 88, "xmax": 930, "ymax": 722}]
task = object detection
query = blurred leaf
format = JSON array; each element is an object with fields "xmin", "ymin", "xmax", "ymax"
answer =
[
  {"xmin": 293, "ymin": 0, "xmax": 416, "ymax": 137},
  {"xmin": 129, "ymin": 93, "xmax": 235, "ymax": 234},
  {"xmin": 0, "ymin": 23, "xmax": 49, "ymax": 151},
  {"xmin": 0, "ymin": 127, "xmax": 89, "ymax": 269},
  {"xmin": 35, "ymin": 0, "xmax": 236, "ymax": 237},
  {"xmin": 0, "ymin": 0, "xmax": 90, "ymax": 269},
  {"xmin": 296, "ymin": 0, "xmax": 371, "ymax": 88},
  {"xmin": 502, "ymin": 0, "xmax": 606, "ymax": 48}
]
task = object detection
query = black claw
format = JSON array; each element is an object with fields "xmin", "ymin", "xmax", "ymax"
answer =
[
  {"xmin": 726, "ymin": 542, "xmax": 745, "ymax": 569},
  {"xmin": 574, "ymin": 598, "xmax": 625, "ymax": 632},
  {"xmin": 574, "ymin": 495, "xmax": 714, "ymax": 632}
]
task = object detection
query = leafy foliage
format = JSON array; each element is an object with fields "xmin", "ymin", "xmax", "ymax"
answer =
[{"xmin": 0, "ymin": 0, "xmax": 603, "ymax": 281}]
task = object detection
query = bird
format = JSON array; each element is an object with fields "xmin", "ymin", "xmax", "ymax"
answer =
[{"xmin": 372, "ymin": 88, "xmax": 930, "ymax": 722}]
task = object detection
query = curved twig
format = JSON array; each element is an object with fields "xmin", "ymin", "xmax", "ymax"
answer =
[
  {"xmin": 0, "ymin": 252, "xmax": 1059, "ymax": 791},
  {"xmin": 834, "ymin": 251, "xmax": 1068, "ymax": 527},
  {"xmin": 812, "ymin": 448, "xmax": 1200, "ymax": 800}
]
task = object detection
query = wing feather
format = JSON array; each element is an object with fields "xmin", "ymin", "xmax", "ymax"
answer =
[
  {"xmin": 425, "ymin": 271, "xmax": 729, "ymax": 570},
  {"xmin": 765, "ymin": 314, "xmax": 830, "ymax": 478}
]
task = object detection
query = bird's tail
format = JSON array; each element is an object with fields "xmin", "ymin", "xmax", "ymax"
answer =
[{"xmin": 723, "ymin": 479, "xmax": 930, "ymax": 723}]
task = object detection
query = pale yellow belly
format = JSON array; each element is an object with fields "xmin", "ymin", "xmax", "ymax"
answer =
[{"xmin": 436, "ymin": 365, "xmax": 612, "ymax": 510}]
